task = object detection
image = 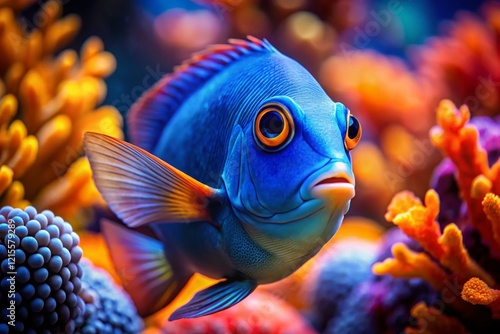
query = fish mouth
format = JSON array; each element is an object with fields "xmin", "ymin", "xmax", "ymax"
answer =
[
  {"xmin": 308, "ymin": 168, "xmax": 355, "ymax": 215},
  {"xmin": 311, "ymin": 169, "xmax": 354, "ymax": 189},
  {"xmin": 314, "ymin": 176, "xmax": 353, "ymax": 187}
]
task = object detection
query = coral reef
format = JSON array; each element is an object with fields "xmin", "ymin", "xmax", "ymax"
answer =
[
  {"xmin": 0, "ymin": 206, "xmax": 84, "ymax": 333},
  {"xmin": 0, "ymin": 0, "xmax": 122, "ymax": 222},
  {"xmin": 373, "ymin": 100, "xmax": 500, "ymax": 332},
  {"xmin": 75, "ymin": 260, "xmax": 144, "ymax": 334}
]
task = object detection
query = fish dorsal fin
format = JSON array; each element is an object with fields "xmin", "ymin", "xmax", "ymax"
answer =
[{"xmin": 128, "ymin": 36, "xmax": 278, "ymax": 152}]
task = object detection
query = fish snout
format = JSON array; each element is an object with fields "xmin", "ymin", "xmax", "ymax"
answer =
[{"xmin": 307, "ymin": 163, "xmax": 355, "ymax": 215}]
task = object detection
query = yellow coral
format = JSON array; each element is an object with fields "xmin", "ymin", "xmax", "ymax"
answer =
[
  {"xmin": 405, "ymin": 302, "xmax": 471, "ymax": 334},
  {"xmin": 0, "ymin": 1, "xmax": 122, "ymax": 222}
]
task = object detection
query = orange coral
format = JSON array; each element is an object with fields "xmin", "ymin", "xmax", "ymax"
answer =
[
  {"xmin": 376, "ymin": 189, "xmax": 494, "ymax": 287},
  {"xmin": 373, "ymin": 97, "xmax": 500, "ymax": 332},
  {"xmin": 0, "ymin": 1, "xmax": 122, "ymax": 222},
  {"xmin": 462, "ymin": 277, "xmax": 500, "ymax": 319},
  {"xmin": 430, "ymin": 100, "xmax": 500, "ymax": 256},
  {"xmin": 405, "ymin": 302, "xmax": 470, "ymax": 334},
  {"xmin": 372, "ymin": 242, "xmax": 448, "ymax": 291},
  {"xmin": 483, "ymin": 193, "xmax": 500, "ymax": 246}
]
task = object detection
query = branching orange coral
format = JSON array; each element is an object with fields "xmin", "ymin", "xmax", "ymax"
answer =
[
  {"xmin": 0, "ymin": 1, "xmax": 122, "ymax": 222},
  {"xmin": 405, "ymin": 302, "xmax": 470, "ymax": 334},
  {"xmin": 462, "ymin": 277, "xmax": 500, "ymax": 319},
  {"xmin": 372, "ymin": 242, "xmax": 448, "ymax": 291},
  {"xmin": 376, "ymin": 189, "xmax": 495, "ymax": 287},
  {"xmin": 483, "ymin": 193, "xmax": 500, "ymax": 246},
  {"xmin": 430, "ymin": 100, "xmax": 500, "ymax": 256}
]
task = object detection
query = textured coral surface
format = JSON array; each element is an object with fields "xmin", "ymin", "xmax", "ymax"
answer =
[{"xmin": 0, "ymin": 0, "xmax": 122, "ymax": 223}]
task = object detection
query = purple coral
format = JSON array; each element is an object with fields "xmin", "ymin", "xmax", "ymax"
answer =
[{"xmin": 0, "ymin": 206, "xmax": 84, "ymax": 333}]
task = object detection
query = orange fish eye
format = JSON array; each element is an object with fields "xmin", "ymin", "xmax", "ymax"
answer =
[
  {"xmin": 254, "ymin": 104, "xmax": 294, "ymax": 151},
  {"xmin": 345, "ymin": 113, "xmax": 362, "ymax": 151}
]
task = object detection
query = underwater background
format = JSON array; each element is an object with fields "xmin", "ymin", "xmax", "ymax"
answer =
[{"xmin": 1, "ymin": 0, "xmax": 500, "ymax": 333}]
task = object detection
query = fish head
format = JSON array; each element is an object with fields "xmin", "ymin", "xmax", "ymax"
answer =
[{"xmin": 222, "ymin": 93, "xmax": 362, "ymax": 243}]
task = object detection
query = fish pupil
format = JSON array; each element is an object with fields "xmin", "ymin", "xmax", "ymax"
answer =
[
  {"xmin": 260, "ymin": 111, "xmax": 284, "ymax": 138},
  {"xmin": 348, "ymin": 116, "xmax": 359, "ymax": 139}
]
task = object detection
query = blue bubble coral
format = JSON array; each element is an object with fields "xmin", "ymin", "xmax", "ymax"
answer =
[
  {"xmin": 0, "ymin": 206, "xmax": 84, "ymax": 333},
  {"xmin": 75, "ymin": 260, "xmax": 143, "ymax": 334}
]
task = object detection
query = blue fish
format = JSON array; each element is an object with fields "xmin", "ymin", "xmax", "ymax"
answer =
[{"xmin": 83, "ymin": 36, "xmax": 362, "ymax": 320}]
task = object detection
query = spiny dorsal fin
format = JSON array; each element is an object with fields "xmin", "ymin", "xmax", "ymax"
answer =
[{"xmin": 128, "ymin": 36, "xmax": 278, "ymax": 152}]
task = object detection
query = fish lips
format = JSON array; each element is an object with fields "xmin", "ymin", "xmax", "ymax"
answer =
[{"xmin": 303, "ymin": 162, "xmax": 355, "ymax": 215}]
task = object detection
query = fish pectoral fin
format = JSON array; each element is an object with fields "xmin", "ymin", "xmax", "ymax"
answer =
[
  {"xmin": 84, "ymin": 132, "xmax": 221, "ymax": 228},
  {"xmin": 101, "ymin": 220, "xmax": 190, "ymax": 317},
  {"xmin": 169, "ymin": 278, "xmax": 257, "ymax": 320}
]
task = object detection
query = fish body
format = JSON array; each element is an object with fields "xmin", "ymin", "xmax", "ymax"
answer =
[{"xmin": 84, "ymin": 37, "xmax": 362, "ymax": 320}]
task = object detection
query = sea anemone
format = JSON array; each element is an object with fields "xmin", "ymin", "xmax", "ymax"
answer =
[
  {"xmin": 0, "ymin": 0, "xmax": 122, "ymax": 223},
  {"xmin": 0, "ymin": 206, "xmax": 84, "ymax": 333},
  {"xmin": 75, "ymin": 260, "xmax": 143, "ymax": 334}
]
